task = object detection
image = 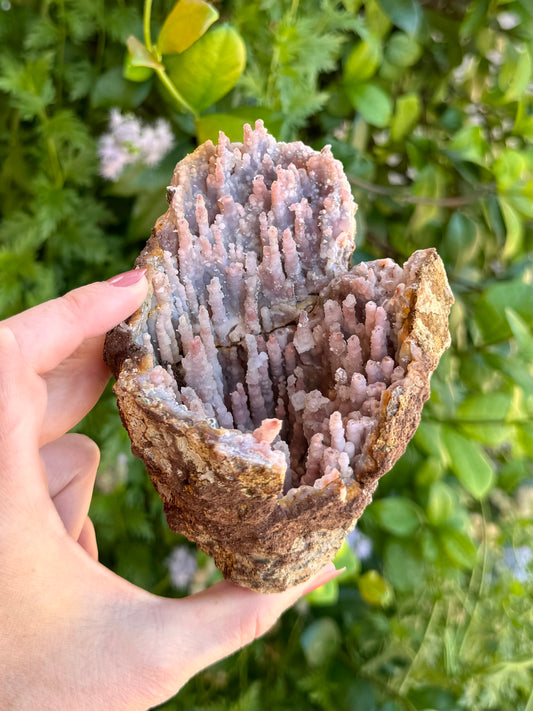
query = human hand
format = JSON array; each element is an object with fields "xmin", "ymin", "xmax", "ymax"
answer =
[{"xmin": 0, "ymin": 271, "xmax": 341, "ymax": 711}]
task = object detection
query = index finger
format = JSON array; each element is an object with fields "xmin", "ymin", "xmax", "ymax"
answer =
[{"xmin": 2, "ymin": 271, "xmax": 148, "ymax": 374}]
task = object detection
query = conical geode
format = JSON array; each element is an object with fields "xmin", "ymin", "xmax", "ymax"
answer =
[{"xmin": 104, "ymin": 121, "xmax": 453, "ymax": 592}]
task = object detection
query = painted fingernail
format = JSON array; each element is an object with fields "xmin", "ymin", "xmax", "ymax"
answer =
[
  {"xmin": 107, "ymin": 269, "xmax": 147, "ymax": 287},
  {"xmin": 301, "ymin": 565, "xmax": 346, "ymax": 596}
]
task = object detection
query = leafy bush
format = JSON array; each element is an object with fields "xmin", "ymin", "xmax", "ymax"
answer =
[{"xmin": 0, "ymin": 1, "xmax": 531, "ymax": 709}]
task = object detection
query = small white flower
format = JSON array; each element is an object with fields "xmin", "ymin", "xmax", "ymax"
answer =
[
  {"xmin": 453, "ymin": 54, "xmax": 476, "ymax": 83},
  {"xmin": 497, "ymin": 11, "xmax": 520, "ymax": 30},
  {"xmin": 469, "ymin": 114, "xmax": 485, "ymax": 127},
  {"xmin": 386, "ymin": 153, "xmax": 402, "ymax": 167},
  {"xmin": 137, "ymin": 119, "xmax": 175, "ymax": 166},
  {"xmin": 333, "ymin": 121, "xmax": 350, "ymax": 141},
  {"xmin": 486, "ymin": 49, "xmax": 503, "ymax": 66},
  {"xmin": 97, "ymin": 134, "xmax": 133, "ymax": 180},
  {"xmin": 347, "ymin": 528, "xmax": 373, "ymax": 560},
  {"xmin": 373, "ymin": 130, "xmax": 389, "ymax": 146},
  {"xmin": 98, "ymin": 110, "xmax": 174, "ymax": 181},
  {"xmin": 388, "ymin": 171, "xmax": 407, "ymax": 186},
  {"xmin": 167, "ymin": 545, "xmax": 198, "ymax": 590}
]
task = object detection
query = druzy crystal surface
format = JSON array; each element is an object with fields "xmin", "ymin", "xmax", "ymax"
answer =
[{"xmin": 105, "ymin": 121, "xmax": 453, "ymax": 591}]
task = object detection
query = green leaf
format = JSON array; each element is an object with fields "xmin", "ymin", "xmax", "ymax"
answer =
[
  {"xmin": 366, "ymin": 0, "xmax": 392, "ymax": 38},
  {"xmin": 300, "ymin": 618, "xmax": 341, "ymax": 666},
  {"xmin": 415, "ymin": 457, "xmax": 444, "ymax": 487},
  {"xmin": 91, "ymin": 67, "xmax": 151, "ymax": 110},
  {"xmin": 460, "ymin": 0, "xmax": 490, "ymax": 40},
  {"xmin": 448, "ymin": 126, "xmax": 489, "ymax": 166},
  {"xmin": 372, "ymin": 497, "xmax": 422, "ymax": 536},
  {"xmin": 334, "ymin": 539, "xmax": 362, "ymax": 580},
  {"xmin": 427, "ymin": 481, "xmax": 456, "ymax": 526},
  {"xmin": 123, "ymin": 54, "xmax": 154, "ymax": 83},
  {"xmin": 157, "ymin": 0, "xmax": 219, "ymax": 55},
  {"xmin": 499, "ymin": 46, "xmax": 532, "ymax": 103},
  {"xmin": 409, "ymin": 164, "xmax": 446, "ymax": 231},
  {"xmin": 376, "ymin": 0, "xmax": 422, "ymax": 35},
  {"xmin": 498, "ymin": 459, "xmax": 532, "ymax": 492},
  {"xmin": 305, "ymin": 578, "xmax": 339, "ymax": 606},
  {"xmin": 126, "ymin": 36, "xmax": 163, "ymax": 71},
  {"xmin": 420, "ymin": 528, "xmax": 439, "ymax": 562},
  {"xmin": 494, "ymin": 149, "xmax": 528, "ymax": 192},
  {"xmin": 385, "ymin": 32, "xmax": 422, "ymax": 67},
  {"xmin": 390, "ymin": 92, "xmax": 420, "ymax": 141},
  {"xmin": 195, "ymin": 108, "xmax": 281, "ymax": 144},
  {"xmin": 514, "ymin": 97, "xmax": 533, "ymax": 136},
  {"xmin": 358, "ymin": 570, "xmax": 394, "ymax": 607},
  {"xmin": 344, "ymin": 38, "xmax": 382, "ymax": 84},
  {"xmin": 457, "ymin": 391, "xmax": 512, "ymax": 422},
  {"xmin": 441, "ymin": 426, "xmax": 495, "ymax": 499},
  {"xmin": 440, "ymin": 529, "xmax": 477, "ymax": 569},
  {"xmin": 164, "ymin": 24, "xmax": 246, "ymax": 115},
  {"xmin": 440, "ymin": 212, "xmax": 479, "ymax": 268},
  {"xmin": 0, "ymin": 54, "xmax": 55, "ymax": 119},
  {"xmin": 499, "ymin": 198, "xmax": 524, "ymax": 259},
  {"xmin": 414, "ymin": 421, "xmax": 448, "ymax": 463},
  {"xmin": 475, "ymin": 279, "xmax": 533, "ymax": 344},
  {"xmin": 347, "ymin": 82, "xmax": 392, "ymax": 127},
  {"xmin": 384, "ymin": 541, "xmax": 425, "ymax": 592},
  {"xmin": 506, "ymin": 308, "xmax": 533, "ymax": 361}
]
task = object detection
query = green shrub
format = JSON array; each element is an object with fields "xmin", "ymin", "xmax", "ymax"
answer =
[{"xmin": 0, "ymin": 1, "xmax": 531, "ymax": 709}]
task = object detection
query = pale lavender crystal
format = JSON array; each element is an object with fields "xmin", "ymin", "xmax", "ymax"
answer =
[{"xmin": 136, "ymin": 121, "xmax": 428, "ymax": 490}]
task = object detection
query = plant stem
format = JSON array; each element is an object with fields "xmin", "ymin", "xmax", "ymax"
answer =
[
  {"xmin": 144, "ymin": 0, "xmax": 153, "ymax": 50},
  {"xmin": 155, "ymin": 67, "xmax": 199, "ymax": 117},
  {"xmin": 348, "ymin": 173, "xmax": 496, "ymax": 206},
  {"xmin": 39, "ymin": 110, "xmax": 63, "ymax": 187},
  {"xmin": 142, "ymin": 0, "xmax": 199, "ymax": 117},
  {"xmin": 524, "ymin": 686, "xmax": 533, "ymax": 711},
  {"xmin": 457, "ymin": 498, "xmax": 490, "ymax": 659},
  {"xmin": 398, "ymin": 599, "xmax": 441, "ymax": 696}
]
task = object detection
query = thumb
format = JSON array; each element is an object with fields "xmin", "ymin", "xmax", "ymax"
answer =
[
  {"xmin": 147, "ymin": 564, "xmax": 342, "ymax": 696},
  {"xmin": 3, "ymin": 269, "xmax": 148, "ymax": 374}
]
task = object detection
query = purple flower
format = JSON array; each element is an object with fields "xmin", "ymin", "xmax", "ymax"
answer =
[
  {"xmin": 347, "ymin": 528, "xmax": 373, "ymax": 560},
  {"xmin": 98, "ymin": 110, "xmax": 174, "ymax": 181},
  {"xmin": 167, "ymin": 545, "xmax": 198, "ymax": 590}
]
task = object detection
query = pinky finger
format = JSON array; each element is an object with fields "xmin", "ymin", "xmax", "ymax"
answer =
[{"xmin": 78, "ymin": 516, "xmax": 98, "ymax": 560}]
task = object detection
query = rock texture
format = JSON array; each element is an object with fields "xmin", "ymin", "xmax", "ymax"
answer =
[{"xmin": 105, "ymin": 121, "xmax": 453, "ymax": 592}]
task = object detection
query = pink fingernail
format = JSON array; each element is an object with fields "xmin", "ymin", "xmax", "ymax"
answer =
[
  {"xmin": 301, "ymin": 566, "xmax": 346, "ymax": 596},
  {"xmin": 107, "ymin": 269, "xmax": 147, "ymax": 287}
]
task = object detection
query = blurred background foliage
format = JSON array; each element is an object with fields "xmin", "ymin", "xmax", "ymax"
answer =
[{"xmin": 0, "ymin": 0, "xmax": 532, "ymax": 709}]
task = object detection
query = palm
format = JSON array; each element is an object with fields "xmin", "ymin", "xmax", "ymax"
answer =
[{"xmin": 0, "ymin": 277, "xmax": 337, "ymax": 711}]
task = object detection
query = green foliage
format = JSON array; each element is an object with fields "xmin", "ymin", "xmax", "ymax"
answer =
[
  {"xmin": 157, "ymin": 0, "xmax": 219, "ymax": 55},
  {"xmin": 1, "ymin": 0, "xmax": 532, "ymax": 710},
  {"xmin": 165, "ymin": 24, "xmax": 246, "ymax": 115}
]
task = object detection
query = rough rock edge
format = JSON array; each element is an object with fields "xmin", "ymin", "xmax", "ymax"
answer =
[{"xmin": 104, "ymin": 248, "xmax": 453, "ymax": 592}]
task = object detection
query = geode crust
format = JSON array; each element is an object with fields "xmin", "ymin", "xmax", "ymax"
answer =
[{"xmin": 105, "ymin": 121, "xmax": 453, "ymax": 592}]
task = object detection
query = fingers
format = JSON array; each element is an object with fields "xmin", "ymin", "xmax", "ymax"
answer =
[
  {"xmin": 3, "ymin": 270, "xmax": 148, "ymax": 374},
  {"xmin": 78, "ymin": 517, "xmax": 99, "ymax": 560},
  {"xmin": 40, "ymin": 433, "xmax": 100, "ymax": 540},
  {"xmin": 40, "ymin": 335, "xmax": 109, "ymax": 445},
  {"xmin": 146, "ymin": 563, "xmax": 343, "ymax": 694},
  {"xmin": 0, "ymin": 328, "xmax": 49, "ymax": 507}
]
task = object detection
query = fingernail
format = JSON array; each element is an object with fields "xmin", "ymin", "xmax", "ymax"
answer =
[
  {"xmin": 107, "ymin": 269, "xmax": 147, "ymax": 287},
  {"xmin": 301, "ymin": 565, "xmax": 346, "ymax": 597}
]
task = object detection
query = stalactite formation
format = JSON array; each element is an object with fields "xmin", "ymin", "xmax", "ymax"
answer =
[{"xmin": 105, "ymin": 121, "xmax": 454, "ymax": 592}]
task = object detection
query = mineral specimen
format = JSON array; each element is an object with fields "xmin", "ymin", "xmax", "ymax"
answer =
[{"xmin": 105, "ymin": 121, "xmax": 453, "ymax": 592}]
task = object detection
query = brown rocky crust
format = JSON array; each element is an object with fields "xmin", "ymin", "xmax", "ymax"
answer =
[{"xmin": 104, "ymin": 122, "xmax": 453, "ymax": 592}]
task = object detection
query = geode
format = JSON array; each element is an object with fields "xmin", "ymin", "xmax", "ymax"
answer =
[{"xmin": 105, "ymin": 121, "xmax": 453, "ymax": 592}]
